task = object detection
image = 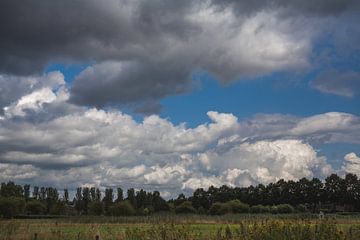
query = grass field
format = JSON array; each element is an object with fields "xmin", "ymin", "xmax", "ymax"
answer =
[{"xmin": 2, "ymin": 214, "xmax": 360, "ymax": 240}]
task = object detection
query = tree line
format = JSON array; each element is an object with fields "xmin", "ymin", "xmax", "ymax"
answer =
[{"xmin": 0, "ymin": 173, "xmax": 359, "ymax": 218}]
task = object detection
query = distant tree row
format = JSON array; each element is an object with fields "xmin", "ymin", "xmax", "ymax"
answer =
[{"xmin": 0, "ymin": 173, "xmax": 359, "ymax": 218}]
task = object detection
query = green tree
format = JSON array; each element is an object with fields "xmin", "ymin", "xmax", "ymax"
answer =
[
  {"xmin": 89, "ymin": 201, "xmax": 103, "ymax": 215},
  {"xmin": 0, "ymin": 182, "xmax": 23, "ymax": 198},
  {"xmin": 116, "ymin": 187, "xmax": 124, "ymax": 202},
  {"xmin": 109, "ymin": 201, "xmax": 135, "ymax": 216},
  {"xmin": 90, "ymin": 187, "xmax": 96, "ymax": 202},
  {"xmin": 276, "ymin": 204, "xmax": 295, "ymax": 214},
  {"xmin": 23, "ymin": 184, "xmax": 30, "ymax": 201},
  {"xmin": 250, "ymin": 205, "xmax": 270, "ymax": 213},
  {"xmin": 32, "ymin": 186, "xmax": 39, "ymax": 200},
  {"xmin": 227, "ymin": 199, "xmax": 249, "ymax": 213},
  {"xmin": 209, "ymin": 202, "xmax": 231, "ymax": 215},
  {"xmin": 175, "ymin": 201, "xmax": 196, "ymax": 214},
  {"xmin": 75, "ymin": 187, "xmax": 83, "ymax": 214},
  {"xmin": 0, "ymin": 197, "xmax": 25, "ymax": 218},
  {"xmin": 45, "ymin": 187, "xmax": 59, "ymax": 214},
  {"xmin": 82, "ymin": 187, "xmax": 90, "ymax": 214},
  {"xmin": 127, "ymin": 188, "xmax": 136, "ymax": 208},
  {"xmin": 25, "ymin": 200, "xmax": 46, "ymax": 215},
  {"xmin": 95, "ymin": 188, "xmax": 101, "ymax": 201},
  {"xmin": 63, "ymin": 189, "xmax": 69, "ymax": 203},
  {"xmin": 152, "ymin": 191, "xmax": 169, "ymax": 212},
  {"xmin": 103, "ymin": 188, "xmax": 113, "ymax": 214},
  {"xmin": 324, "ymin": 174, "xmax": 346, "ymax": 210}
]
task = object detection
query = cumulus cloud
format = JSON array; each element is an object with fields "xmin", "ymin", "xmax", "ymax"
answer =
[
  {"xmin": 311, "ymin": 70, "xmax": 360, "ymax": 97},
  {"xmin": 2, "ymin": 84, "xmax": 359, "ymax": 196},
  {"xmin": 342, "ymin": 152, "xmax": 360, "ymax": 175},
  {"xmin": 0, "ymin": 71, "xmax": 65, "ymax": 115},
  {"xmin": 198, "ymin": 139, "xmax": 332, "ymax": 186}
]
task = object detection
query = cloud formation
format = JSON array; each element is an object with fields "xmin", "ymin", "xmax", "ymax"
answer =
[
  {"xmin": 0, "ymin": 1, "xmax": 359, "ymax": 197},
  {"xmin": 342, "ymin": 152, "xmax": 360, "ymax": 175},
  {"xmin": 1, "ymin": 0, "xmax": 359, "ymax": 110},
  {"xmin": 1, "ymin": 79, "xmax": 359, "ymax": 196},
  {"xmin": 311, "ymin": 70, "xmax": 360, "ymax": 97}
]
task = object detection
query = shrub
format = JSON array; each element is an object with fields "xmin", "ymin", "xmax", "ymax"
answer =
[
  {"xmin": 175, "ymin": 201, "xmax": 197, "ymax": 214},
  {"xmin": 109, "ymin": 201, "xmax": 135, "ymax": 216},
  {"xmin": 0, "ymin": 197, "xmax": 25, "ymax": 218},
  {"xmin": 49, "ymin": 201, "xmax": 67, "ymax": 215},
  {"xmin": 197, "ymin": 206, "xmax": 207, "ymax": 214},
  {"xmin": 210, "ymin": 202, "xmax": 231, "ymax": 215},
  {"xmin": 276, "ymin": 204, "xmax": 295, "ymax": 214},
  {"xmin": 296, "ymin": 204, "xmax": 308, "ymax": 212},
  {"xmin": 89, "ymin": 201, "xmax": 103, "ymax": 215},
  {"xmin": 25, "ymin": 200, "xmax": 46, "ymax": 215},
  {"xmin": 251, "ymin": 204, "xmax": 270, "ymax": 213},
  {"xmin": 227, "ymin": 200, "xmax": 250, "ymax": 213},
  {"xmin": 270, "ymin": 205, "xmax": 279, "ymax": 214}
]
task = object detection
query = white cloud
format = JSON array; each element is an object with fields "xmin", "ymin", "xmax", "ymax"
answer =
[
  {"xmin": 291, "ymin": 112, "xmax": 358, "ymax": 135},
  {"xmin": 4, "ymin": 88, "xmax": 58, "ymax": 117},
  {"xmin": 0, "ymin": 83, "xmax": 359, "ymax": 196},
  {"xmin": 0, "ymin": 71, "xmax": 65, "ymax": 114},
  {"xmin": 182, "ymin": 176, "xmax": 224, "ymax": 191},
  {"xmin": 197, "ymin": 139, "xmax": 332, "ymax": 185},
  {"xmin": 0, "ymin": 163, "xmax": 38, "ymax": 181},
  {"xmin": 190, "ymin": 7, "xmax": 311, "ymax": 81},
  {"xmin": 342, "ymin": 152, "xmax": 360, "ymax": 175},
  {"xmin": 144, "ymin": 164, "xmax": 188, "ymax": 185}
]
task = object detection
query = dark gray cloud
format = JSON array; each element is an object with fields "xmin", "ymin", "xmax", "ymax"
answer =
[
  {"xmin": 1, "ymin": 0, "xmax": 359, "ymax": 112},
  {"xmin": 70, "ymin": 61, "xmax": 192, "ymax": 109},
  {"xmin": 1, "ymin": 0, "xmax": 358, "ymax": 74},
  {"xmin": 311, "ymin": 70, "xmax": 360, "ymax": 97},
  {"xmin": 211, "ymin": 0, "xmax": 360, "ymax": 17},
  {"xmin": 0, "ymin": 0, "xmax": 196, "ymax": 74}
]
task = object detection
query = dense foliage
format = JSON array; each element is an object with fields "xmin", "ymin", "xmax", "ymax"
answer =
[{"xmin": 1, "ymin": 173, "xmax": 360, "ymax": 218}]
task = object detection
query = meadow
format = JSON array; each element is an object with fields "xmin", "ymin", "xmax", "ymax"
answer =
[{"xmin": 2, "ymin": 214, "xmax": 360, "ymax": 240}]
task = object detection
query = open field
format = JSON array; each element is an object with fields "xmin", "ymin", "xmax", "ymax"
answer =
[{"xmin": 2, "ymin": 214, "xmax": 360, "ymax": 240}]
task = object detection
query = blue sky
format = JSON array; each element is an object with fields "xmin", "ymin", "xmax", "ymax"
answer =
[{"xmin": 45, "ymin": 45, "xmax": 360, "ymax": 170}]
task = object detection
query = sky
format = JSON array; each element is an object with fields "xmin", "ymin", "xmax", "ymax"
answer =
[{"xmin": 0, "ymin": 0, "xmax": 360, "ymax": 198}]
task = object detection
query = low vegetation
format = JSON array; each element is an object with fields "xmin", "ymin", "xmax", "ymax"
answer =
[{"xmin": 1, "ymin": 215, "xmax": 360, "ymax": 239}]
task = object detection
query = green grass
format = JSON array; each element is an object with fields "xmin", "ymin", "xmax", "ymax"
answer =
[{"xmin": 2, "ymin": 214, "xmax": 360, "ymax": 239}]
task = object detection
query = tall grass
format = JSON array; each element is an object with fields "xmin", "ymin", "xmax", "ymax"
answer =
[{"xmin": 2, "ymin": 215, "xmax": 360, "ymax": 239}]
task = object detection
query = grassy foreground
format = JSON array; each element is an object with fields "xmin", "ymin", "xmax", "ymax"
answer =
[{"xmin": 2, "ymin": 214, "xmax": 360, "ymax": 240}]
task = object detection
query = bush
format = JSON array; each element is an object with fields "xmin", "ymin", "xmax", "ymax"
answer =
[
  {"xmin": 25, "ymin": 200, "xmax": 46, "ymax": 215},
  {"xmin": 276, "ymin": 204, "xmax": 295, "ymax": 214},
  {"xmin": 197, "ymin": 206, "xmax": 207, "ymax": 214},
  {"xmin": 49, "ymin": 201, "xmax": 67, "ymax": 215},
  {"xmin": 270, "ymin": 205, "xmax": 279, "ymax": 214},
  {"xmin": 227, "ymin": 200, "xmax": 250, "ymax": 213},
  {"xmin": 175, "ymin": 201, "xmax": 197, "ymax": 214},
  {"xmin": 109, "ymin": 201, "xmax": 135, "ymax": 216},
  {"xmin": 89, "ymin": 201, "xmax": 103, "ymax": 215},
  {"xmin": 0, "ymin": 197, "xmax": 25, "ymax": 218},
  {"xmin": 296, "ymin": 204, "xmax": 308, "ymax": 212},
  {"xmin": 210, "ymin": 202, "xmax": 231, "ymax": 215},
  {"xmin": 251, "ymin": 204, "xmax": 270, "ymax": 213}
]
